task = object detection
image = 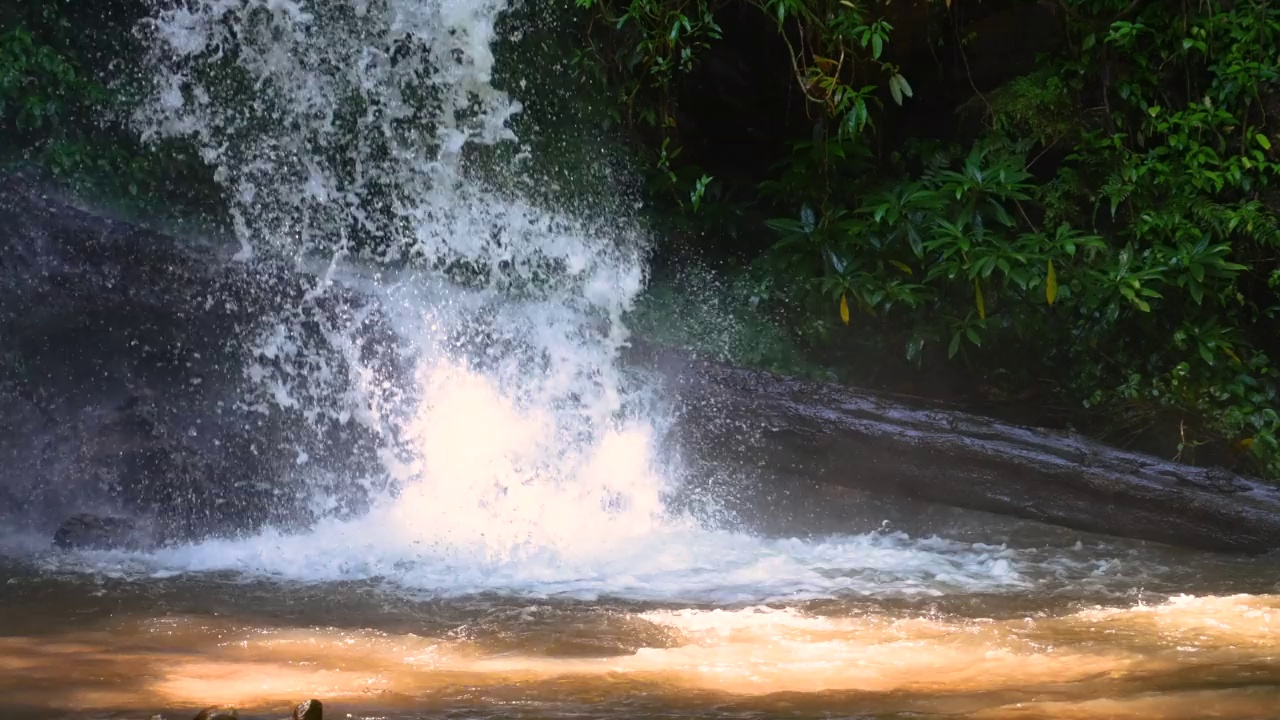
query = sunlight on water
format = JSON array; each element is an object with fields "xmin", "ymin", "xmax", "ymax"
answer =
[
  {"xmin": 94, "ymin": 0, "xmax": 1090, "ymax": 597},
  {"xmin": 1, "ymin": 594, "xmax": 1277, "ymax": 717},
  {"xmin": 38, "ymin": 527, "xmax": 1033, "ymax": 603},
  {"xmin": 130, "ymin": 0, "xmax": 685, "ymax": 570},
  {"xmin": 3, "ymin": 2, "xmax": 1279, "ymax": 719},
  {"xmin": 386, "ymin": 359, "xmax": 669, "ymax": 559}
]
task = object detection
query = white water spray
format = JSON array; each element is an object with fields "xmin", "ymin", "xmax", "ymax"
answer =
[
  {"xmin": 109, "ymin": 0, "xmax": 1041, "ymax": 599},
  {"xmin": 132, "ymin": 0, "xmax": 664, "ymax": 560}
]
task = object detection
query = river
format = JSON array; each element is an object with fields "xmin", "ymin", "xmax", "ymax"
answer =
[
  {"xmin": 3, "ymin": 1, "xmax": 1280, "ymax": 717},
  {"xmin": 2, "ymin": 497, "xmax": 1279, "ymax": 718}
]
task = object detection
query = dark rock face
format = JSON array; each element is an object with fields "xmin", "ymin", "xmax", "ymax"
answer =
[
  {"xmin": 52, "ymin": 513, "xmax": 156, "ymax": 551},
  {"xmin": 0, "ymin": 176, "xmax": 401, "ymax": 542},
  {"xmin": 631, "ymin": 343, "xmax": 1280, "ymax": 554}
]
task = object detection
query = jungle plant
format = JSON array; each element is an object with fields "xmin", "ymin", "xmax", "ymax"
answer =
[{"xmin": 576, "ymin": 0, "xmax": 1280, "ymax": 480}]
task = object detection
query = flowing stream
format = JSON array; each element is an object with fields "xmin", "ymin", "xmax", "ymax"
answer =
[{"xmin": 2, "ymin": 1, "xmax": 1279, "ymax": 718}]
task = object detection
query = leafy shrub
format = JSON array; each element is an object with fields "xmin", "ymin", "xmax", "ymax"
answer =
[{"xmin": 576, "ymin": 0, "xmax": 1280, "ymax": 480}]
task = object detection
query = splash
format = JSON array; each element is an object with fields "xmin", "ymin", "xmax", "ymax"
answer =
[
  {"xmin": 130, "ymin": 0, "xmax": 665, "ymax": 563},
  {"xmin": 113, "ymin": 0, "xmax": 1062, "ymax": 598}
]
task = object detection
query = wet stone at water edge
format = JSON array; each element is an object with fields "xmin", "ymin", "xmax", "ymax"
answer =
[
  {"xmin": 192, "ymin": 708, "xmax": 237, "ymax": 720},
  {"xmin": 186, "ymin": 700, "xmax": 320, "ymax": 720},
  {"xmin": 52, "ymin": 513, "xmax": 157, "ymax": 551}
]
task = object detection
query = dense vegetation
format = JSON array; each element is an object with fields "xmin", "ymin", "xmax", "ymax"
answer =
[
  {"xmin": 0, "ymin": 0, "xmax": 218, "ymax": 224},
  {"xmin": 575, "ymin": 0, "xmax": 1280, "ymax": 480},
  {"xmin": 2, "ymin": 0, "xmax": 1278, "ymax": 481}
]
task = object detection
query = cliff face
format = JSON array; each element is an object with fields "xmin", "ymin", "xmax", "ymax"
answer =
[{"xmin": 0, "ymin": 177, "xmax": 389, "ymax": 541}]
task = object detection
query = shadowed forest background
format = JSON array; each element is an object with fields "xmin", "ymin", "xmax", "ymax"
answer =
[{"xmin": 3, "ymin": 0, "xmax": 1278, "ymax": 483}]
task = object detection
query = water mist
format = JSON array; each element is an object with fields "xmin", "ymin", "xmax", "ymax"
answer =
[{"xmin": 67, "ymin": 0, "xmax": 1041, "ymax": 602}]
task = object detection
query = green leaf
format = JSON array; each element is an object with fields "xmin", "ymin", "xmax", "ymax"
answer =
[
  {"xmin": 965, "ymin": 327, "xmax": 982, "ymax": 347},
  {"xmin": 906, "ymin": 335, "xmax": 925, "ymax": 363},
  {"xmin": 1046, "ymin": 260, "xmax": 1058, "ymax": 306},
  {"xmin": 1258, "ymin": 134, "xmax": 1273, "ymax": 150},
  {"xmin": 889, "ymin": 75, "xmax": 903, "ymax": 106},
  {"xmin": 896, "ymin": 74, "xmax": 913, "ymax": 99},
  {"xmin": 907, "ymin": 226, "xmax": 924, "ymax": 259},
  {"xmin": 872, "ymin": 34, "xmax": 883, "ymax": 60},
  {"xmin": 948, "ymin": 331, "xmax": 962, "ymax": 358},
  {"xmin": 1198, "ymin": 343, "xmax": 1214, "ymax": 365},
  {"xmin": 989, "ymin": 201, "xmax": 1015, "ymax": 227}
]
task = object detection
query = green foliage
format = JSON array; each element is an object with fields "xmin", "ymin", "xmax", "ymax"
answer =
[
  {"xmin": 0, "ymin": 26, "xmax": 101, "ymax": 135},
  {"xmin": 575, "ymin": 0, "xmax": 910, "ymax": 223},
  {"xmin": 0, "ymin": 23, "xmax": 110, "ymax": 177},
  {"xmin": 0, "ymin": 3, "xmax": 221, "ymax": 222},
  {"xmin": 627, "ymin": 266, "xmax": 834, "ymax": 379},
  {"xmin": 1051, "ymin": 0, "xmax": 1280, "ymax": 477},
  {"xmin": 580, "ymin": 0, "xmax": 1280, "ymax": 481}
]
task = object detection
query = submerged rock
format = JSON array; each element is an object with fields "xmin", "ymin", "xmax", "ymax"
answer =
[
  {"xmin": 192, "ymin": 708, "xmax": 237, "ymax": 720},
  {"xmin": 52, "ymin": 513, "xmax": 156, "ymax": 551},
  {"xmin": 293, "ymin": 699, "xmax": 323, "ymax": 720}
]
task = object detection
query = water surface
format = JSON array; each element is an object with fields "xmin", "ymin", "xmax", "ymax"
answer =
[{"xmin": 4, "ymin": 496, "xmax": 1278, "ymax": 720}]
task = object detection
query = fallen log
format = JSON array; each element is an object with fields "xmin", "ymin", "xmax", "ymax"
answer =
[{"xmin": 631, "ymin": 343, "xmax": 1280, "ymax": 554}]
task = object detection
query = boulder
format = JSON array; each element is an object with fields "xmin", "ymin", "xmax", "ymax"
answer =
[
  {"xmin": 52, "ymin": 513, "xmax": 157, "ymax": 551},
  {"xmin": 293, "ymin": 699, "xmax": 323, "ymax": 720},
  {"xmin": 633, "ymin": 343, "xmax": 1280, "ymax": 554},
  {"xmin": 0, "ymin": 175, "xmax": 400, "ymax": 541}
]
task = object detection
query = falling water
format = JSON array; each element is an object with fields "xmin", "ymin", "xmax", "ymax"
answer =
[
  {"xmin": 130, "ymin": 0, "xmax": 669, "ymax": 563},
  {"xmin": 103, "ymin": 0, "xmax": 1032, "ymax": 594},
  {"xmin": 2, "ymin": 3, "xmax": 1279, "ymax": 718}
]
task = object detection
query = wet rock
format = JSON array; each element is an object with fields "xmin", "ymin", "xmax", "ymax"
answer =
[
  {"xmin": 293, "ymin": 699, "xmax": 323, "ymax": 720},
  {"xmin": 0, "ymin": 175, "xmax": 403, "ymax": 541},
  {"xmin": 192, "ymin": 708, "xmax": 237, "ymax": 720},
  {"xmin": 634, "ymin": 342, "xmax": 1280, "ymax": 554},
  {"xmin": 52, "ymin": 513, "xmax": 155, "ymax": 551}
]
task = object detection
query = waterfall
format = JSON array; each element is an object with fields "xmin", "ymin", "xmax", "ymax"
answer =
[
  {"xmin": 58, "ymin": 0, "xmax": 1035, "ymax": 600},
  {"xmin": 132, "ymin": 0, "xmax": 664, "ymax": 561}
]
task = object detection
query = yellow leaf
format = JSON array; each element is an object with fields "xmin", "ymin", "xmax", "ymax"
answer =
[
  {"xmin": 974, "ymin": 278, "xmax": 986, "ymax": 320},
  {"xmin": 945, "ymin": 0, "xmax": 952, "ymax": 8},
  {"xmin": 1046, "ymin": 259, "xmax": 1058, "ymax": 306},
  {"xmin": 889, "ymin": 260, "xmax": 914, "ymax": 275},
  {"xmin": 1224, "ymin": 346, "xmax": 1242, "ymax": 365},
  {"xmin": 1237, "ymin": 437, "xmax": 1255, "ymax": 451},
  {"xmin": 839, "ymin": 293, "xmax": 850, "ymax": 326}
]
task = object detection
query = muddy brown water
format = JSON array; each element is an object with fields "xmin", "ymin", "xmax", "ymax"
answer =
[{"xmin": 2, "ymin": 495, "xmax": 1279, "ymax": 720}]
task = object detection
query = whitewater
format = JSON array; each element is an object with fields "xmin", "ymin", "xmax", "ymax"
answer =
[
  {"xmin": 6, "ymin": 3, "xmax": 1280, "ymax": 719},
  {"xmin": 0, "ymin": 0, "xmax": 995, "ymax": 604}
]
